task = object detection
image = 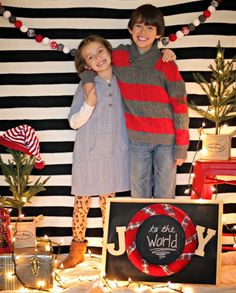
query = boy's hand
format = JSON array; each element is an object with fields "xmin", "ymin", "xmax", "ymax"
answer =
[
  {"xmin": 83, "ymin": 82, "xmax": 95, "ymax": 97},
  {"xmin": 176, "ymin": 159, "xmax": 185, "ymax": 166},
  {"xmin": 162, "ymin": 49, "xmax": 176, "ymax": 62},
  {"xmin": 84, "ymin": 86, "xmax": 96, "ymax": 107}
]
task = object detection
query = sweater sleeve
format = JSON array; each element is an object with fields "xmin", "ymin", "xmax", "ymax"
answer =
[
  {"xmin": 69, "ymin": 103, "xmax": 95, "ymax": 129},
  {"xmin": 79, "ymin": 70, "xmax": 96, "ymax": 86},
  {"xmin": 157, "ymin": 60, "xmax": 189, "ymax": 160}
]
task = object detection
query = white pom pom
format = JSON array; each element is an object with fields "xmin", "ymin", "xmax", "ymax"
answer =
[
  {"xmin": 20, "ymin": 25, "xmax": 28, "ymax": 33},
  {"xmin": 208, "ymin": 5, "xmax": 216, "ymax": 13},
  {"xmin": 42, "ymin": 37, "xmax": 50, "ymax": 45},
  {"xmin": 176, "ymin": 30, "xmax": 184, "ymax": 39},
  {"xmin": 63, "ymin": 46, "xmax": 70, "ymax": 54},
  {"xmin": 3, "ymin": 10, "xmax": 11, "ymax": 19},
  {"xmin": 193, "ymin": 19, "xmax": 200, "ymax": 26}
]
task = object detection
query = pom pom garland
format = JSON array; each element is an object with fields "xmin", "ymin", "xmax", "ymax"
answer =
[
  {"xmin": 20, "ymin": 25, "xmax": 28, "ymax": 33},
  {"xmin": 9, "ymin": 15, "xmax": 16, "ymax": 23},
  {"xmin": 57, "ymin": 43, "xmax": 64, "ymax": 51},
  {"xmin": 42, "ymin": 37, "xmax": 50, "ymax": 46},
  {"xmin": 0, "ymin": 0, "xmax": 223, "ymax": 53},
  {"xmin": 169, "ymin": 33, "xmax": 177, "ymax": 42},
  {"xmin": 50, "ymin": 41, "xmax": 58, "ymax": 49},
  {"xmin": 14, "ymin": 20, "xmax": 22, "ymax": 29},
  {"xmin": 198, "ymin": 15, "xmax": 206, "ymax": 23},
  {"xmin": 212, "ymin": 0, "xmax": 220, "ymax": 7},
  {"xmin": 0, "ymin": 6, "xmax": 5, "ymax": 14},
  {"xmin": 160, "ymin": 0, "xmax": 222, "ymax": 45},
  {"xmin": 27, "ymin": 28, "xmax": 35, "ymax": 38},
  {"xmin": 63, "ymin": 46, "xmax": 70, "ymax": 54},
  {"xmin": 182, "ymin": 26, "xmax": 190, "ymax": 35},
  {"xmin": 69, "ymin": 48, "xmax": 77, "ymax": 57},
  {"xmin": 208, "ymin": 5, "xmax": 216, "ymax": 13},
  {"xmin": 193, "ymin": 19, "xmax": 200, "ymax": 27},
  {"xmin": 176, "ymin": 30, "xmax": 184, "ymax": 39},
  {"xmin": 3, "ymin": 10, "xmax": 11, "ymax": 19},
  {"xmin": 188, "ymin": 23, "xmax": 196, "ymax": 32},
  {"xmin": 35, "ymin": 34, "xmax": 43, "ymax": 42},
  {"xmin": 203, "ymin": 10, "xmax": 211, "ymax": 18}
]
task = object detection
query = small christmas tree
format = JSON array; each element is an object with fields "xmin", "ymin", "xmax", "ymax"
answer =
[
  {"xmin": 188, "ymin": 41, "xmax": 236, "ymax": 134},
  {"xmin": 0, "ymin": 149, "xmax": 50, "ymax": 217}
]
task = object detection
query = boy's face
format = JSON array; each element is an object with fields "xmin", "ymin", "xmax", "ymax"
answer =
[
  {"xmin": 128, "ymin": 22, "xmax": 161, "ymax": 54},
  {"xmin": 81, "ymin": 41, "xmax": 111, "ymax": 74}
]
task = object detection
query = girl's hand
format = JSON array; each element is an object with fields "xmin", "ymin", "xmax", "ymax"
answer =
[
  {"xmin": 162, "ymin": 49, "xmax": 176, "ymax": 62},
  {"xmin": 84, "ymin": 86, "xmax": 96, "ymax": 106}
]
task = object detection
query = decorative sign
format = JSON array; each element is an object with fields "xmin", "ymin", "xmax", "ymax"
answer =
[
  {"xmin": 202, "ymin": 134, "xmax": 231, "ymax": 160},
  {"xmin": 102, "ymin": 198, "xmax": 223, "ymax": 285}
]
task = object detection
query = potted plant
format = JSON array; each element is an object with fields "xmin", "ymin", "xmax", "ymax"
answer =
[
  {"xmin": 0, "ymin": 124, "xmax": 50, "ymax": 247},
  {"xmin": 188, "ymin": 41, "xmax": 236, "ymax": 160},
  {"xmin": 0, "ymin": 148, "xmax": 49, "ymax": 217}
]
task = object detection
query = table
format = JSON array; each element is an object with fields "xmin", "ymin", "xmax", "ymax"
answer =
[{"xmin": 191, "ymin": 157, "xmax": 236, "ymax": 199}]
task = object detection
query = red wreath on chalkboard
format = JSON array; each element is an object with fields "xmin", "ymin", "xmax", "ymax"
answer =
[{"xmin": 125, "ymin": 203, "xmax": 198, "ymax": 277}]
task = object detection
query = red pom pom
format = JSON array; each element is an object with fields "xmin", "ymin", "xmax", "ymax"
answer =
[
  {"xmin": 50, "ymin": 41, "xmax": 58, "ymax": 49},
  {"xmin": 35, "ymin": 161, "xmax": 45, "ymax": 169},
  {"xmin": 169, "ymin": 33, "xmax": 177, "ymax": 42},
  {"xmin": 35, "ymin": 34, "xmax": 43, "ymax": 42},
  {"xmin": 182, "ymin": 26, "xmax": 190, "ymax": 35},
  {"xmin": 15, "ymin": 20, "xmax": 22, "ymax": 29},
  {"xmin": 203, "ymin": 10, "xmax": 211, "ymax": 18}
]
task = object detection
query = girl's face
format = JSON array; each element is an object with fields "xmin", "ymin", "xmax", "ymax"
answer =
[
  {"xmin": 81, "ymin": 41, "xmax": 112, "ymax": 74},
  {"xmin": 128, "ymin": 22, "xmax": 160, "ymax": 54}
]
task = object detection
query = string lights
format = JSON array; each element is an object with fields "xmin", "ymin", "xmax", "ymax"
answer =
[
  {"xmin": 0, "ymin": 1, "xmax": 223, "ymax": 56},
  {"xmin": 98, "ymin": 276, "xmax": 187, "ymax": 293},
  {"xmin": 2, "ymin": 209, "xmax": 235, "ymax": 291},
  {"xmin": 0, "ymin": 210, "xmax": 65, "ymax": 292}
]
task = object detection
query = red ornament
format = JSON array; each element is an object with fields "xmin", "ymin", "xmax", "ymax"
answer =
[
  {"xmin": 50, "ymin": 41, "xmax": 58, "ymax": 49},
  {"xmin": 15, "ymin": 20, "xmax": 22, "ymax": 29},
  {"xmin": 35, "ymin": 34, "xmax": 43, "ymax": 42},
  {"xmin": 182, "ymin": 26, "xmax": 190, "ymax": 35},
  {"xmin": 169, "ymin": 33, "xmax": 177, "ymax": 42},
  {"xmin": 0, "ymin": 208, "xmax": 12, "ymax": 253},
  {"xmin": 203, "ymin": 10, "xmax": 211, "ymax": 18}
]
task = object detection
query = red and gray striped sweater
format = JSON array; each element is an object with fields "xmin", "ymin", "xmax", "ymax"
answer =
[
  {"xmin": 112, "ymin": 42, "xmax": 189, "ymax": 160},
  {"xmin": 80, "ymin": 42, "xmax": 189, "ymax": 160}
]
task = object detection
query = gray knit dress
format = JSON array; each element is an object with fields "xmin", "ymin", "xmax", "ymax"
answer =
[{"xmin": 68, "ymin": 75, "xmax": 130, "ymax": 196}]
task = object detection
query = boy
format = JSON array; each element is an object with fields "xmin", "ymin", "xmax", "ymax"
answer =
[{"xmin": 82, "ymin": 4, "xmax": 189, "ymax": 198}]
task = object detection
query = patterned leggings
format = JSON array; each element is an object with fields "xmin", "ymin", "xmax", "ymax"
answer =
[{"xmin": 72, "ymin": 193, "xmax": 115, "ymax": 242}]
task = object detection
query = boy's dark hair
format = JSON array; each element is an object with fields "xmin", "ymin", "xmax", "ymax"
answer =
[
  {"xmin": 75, "ymin": 35, "xmax": 112, "ymax": 73},
  {"xmin": 128, "ymin": 4, "xmax": 165, "ymax": 37}
]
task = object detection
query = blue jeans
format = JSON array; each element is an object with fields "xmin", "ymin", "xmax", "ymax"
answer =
[{"xmin": 130, "ymin": 141, "xmax": 176, "ymax": 198}]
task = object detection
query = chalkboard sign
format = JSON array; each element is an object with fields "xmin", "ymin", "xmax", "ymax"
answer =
[{"xmin": 102, "ymin": 198, "xmax": 223, "ymax": 285}]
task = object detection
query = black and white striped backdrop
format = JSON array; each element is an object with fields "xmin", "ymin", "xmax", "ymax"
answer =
[{"xmin": 0, "ymin": 0, "xmax": 235, "ymax": 254}]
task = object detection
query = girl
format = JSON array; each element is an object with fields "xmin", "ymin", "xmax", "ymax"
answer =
[{"xmin": 59, "ymin": 35, "xmax": 130, "ymax": 269}]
